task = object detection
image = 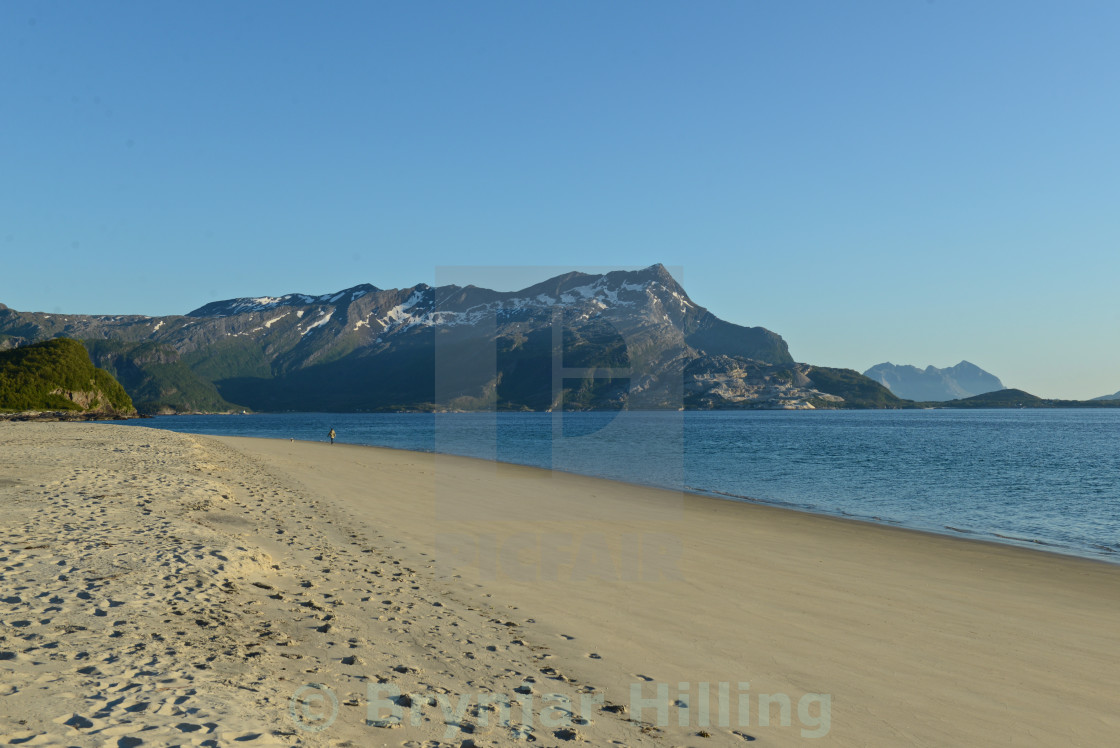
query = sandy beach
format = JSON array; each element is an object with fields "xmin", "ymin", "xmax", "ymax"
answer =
[{"xmin": 2, "ymin": 422, "xmax": 1118, "ymax": 746}]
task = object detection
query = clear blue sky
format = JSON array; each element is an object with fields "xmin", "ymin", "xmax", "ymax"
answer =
[{"xmin": 3, "ymin": 1, "xmax": 1118, "ymax": 399}]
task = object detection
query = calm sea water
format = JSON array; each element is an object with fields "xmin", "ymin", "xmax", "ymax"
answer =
[{"xmin": 114, "ymin": 410, "xmax": 1120, "ymax": 563}]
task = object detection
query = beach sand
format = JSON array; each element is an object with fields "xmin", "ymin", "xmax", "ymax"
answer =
[{"xmin": 1, "ymin": 423, "xmax": 1118, "ymax": 746}]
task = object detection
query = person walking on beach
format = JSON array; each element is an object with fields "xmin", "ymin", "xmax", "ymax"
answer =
[{"xmin": 328, "ymin": 428, "xmax": 336, "ymax": 445}]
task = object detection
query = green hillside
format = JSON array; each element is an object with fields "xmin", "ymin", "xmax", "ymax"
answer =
[
  {"xmin": 83, "ymin": 339, "xmax": 241, "ymax": 415},
  {"xmin": 0, "ymin": 338, "xmax": 135, "ymax": 414}
]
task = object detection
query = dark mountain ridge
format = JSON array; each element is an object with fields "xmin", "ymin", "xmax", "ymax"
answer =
[{"xmin": 1, "ymin": 265, "xmax": 898, "ymax": 413}]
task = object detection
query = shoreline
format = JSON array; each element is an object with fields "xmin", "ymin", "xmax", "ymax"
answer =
[
  {"xmin": 215, "ymin": 433, "xmax": 1120, "ymax": 746},
  {"xmin": 316, "ymin": 435, "xmax": 1120, "ymax": 567},
  {"xmin": 0, "ymin": 410, "xmax": 140, "ymax": 422},
  {"xmin": 3, "ymin": 422, "xmax": 1119, "ymax": 746},
  {"xmin": 115, "ymin": 416, "xmax": 1120, "ymax": 566},
  {"xmin": 243, "ymin": 432, "xmax": 1120, "ymax": 570}
]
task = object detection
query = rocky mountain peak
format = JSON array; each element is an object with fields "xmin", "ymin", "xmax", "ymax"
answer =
[
  {"xmin": 1, "ymin": 265, "xmax": 812, "ymax": 412},
  {"xmin": 187, "ymin": 283, "xmax": 382, "ymax": 318}
]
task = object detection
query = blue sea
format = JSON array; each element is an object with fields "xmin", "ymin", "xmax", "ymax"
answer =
[{"xmin": 115, "ymin": 410, "xmax": 1120, "ymax": 563}]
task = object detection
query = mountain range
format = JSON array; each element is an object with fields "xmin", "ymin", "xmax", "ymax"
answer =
[
  {"xmin": 0, "ymin": 265, "xmax": 902, "ymax": 413},
  {"xmin": 863, "ymin": 361, "xmax": 1005, "ymax": 402}
]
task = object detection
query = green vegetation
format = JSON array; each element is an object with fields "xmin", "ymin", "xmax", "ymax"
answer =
[
  {"xmin": 0, "ymin": 338, "xmax": 135, "ymax": 413},
  {"xmin": 84, "ymin": 339, "xmax": 240, "ymax": 414},
  {"xmin": 806, "ymin": 366, "xmax": 911, "ymax": 408},
  {"xmin": 182, "ymin": 338, "xmax": 273, "ymax": 381},
  {"xmin": 215, "ymin": 331, "xmax": 437, "ymax": 412}
]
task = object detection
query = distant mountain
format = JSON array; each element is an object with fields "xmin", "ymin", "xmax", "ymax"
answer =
[
  {"xmin": 0, "ymin": 338, "xmax": 135, "ymax": 415},
  {"xmin": 1092, "ymin": 390, "xmax": 1120, "ymax": 401},
  {"xmin": 0, "ymin": 265, "xmax": 898, "ymax": 412},
  {"xmin": 864, "ymin": 361, "xmax": 1004, "ymax": 401}
]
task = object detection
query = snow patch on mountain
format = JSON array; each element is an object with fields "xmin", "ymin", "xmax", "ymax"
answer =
[
  {"xmin": 188, "ymin": 284, "xmax": 381, "ymax": 318},
  {"xmin": 185, "ymin": 271, "xmax": 696, "ymax": 349},
  {"xmin": 263, "ymin": 312, "xmax": 290, "ymax": 328},
  {"xmin": 363, "ymin": 276, "xmax": 668, "ymax": 335},
  {"xmin": 377, "ymin": 290, "xmax": 427, "ymax": 331},
  {"xmin": 300, "ymin": 310, "xmax": 332, "ymax": 336}
]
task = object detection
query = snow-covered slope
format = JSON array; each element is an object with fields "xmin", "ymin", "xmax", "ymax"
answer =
[{"xmin": 188, "ymin": 284, "xmax": 379, "ymax": 318}]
